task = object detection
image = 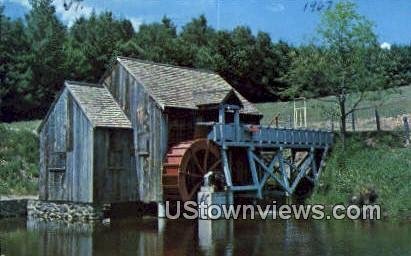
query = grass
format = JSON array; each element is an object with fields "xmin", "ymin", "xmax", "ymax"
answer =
[
  {"xmin": 256, "ymin": 85, "xmax": 411, "ymax": 128},
  {"xmin": 309, "ymin": 132, "xmax": 411, "ymax": 218},
  {"xmin": 0, "ymin": 120, "xmax": 40, "ymax": 195}
]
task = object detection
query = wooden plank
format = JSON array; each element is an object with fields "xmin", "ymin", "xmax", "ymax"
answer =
[{"xmin": 105, "ymin": 63, "xmax": 169, "ymax": 202}]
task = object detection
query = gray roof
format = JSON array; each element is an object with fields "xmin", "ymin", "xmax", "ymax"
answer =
[
  {"xmin": 66, "ymin": 81, "xmax": 132, "ymax": 129},
  {"xmin": 117, "ymin": 57, "xmax": 261, "ymax": 115}
]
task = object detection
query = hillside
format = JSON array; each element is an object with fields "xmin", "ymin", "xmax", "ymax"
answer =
[
  {"xmin": 309, "ymin": 132, "xmax": 411, "ymax": 218},
  {"xmin": 0, "ymin": 121, "xmax": 40, "ymax": 195},
  {"xmin": 256, "ymin": 85, "xmax": 411, "ymax": 131}
]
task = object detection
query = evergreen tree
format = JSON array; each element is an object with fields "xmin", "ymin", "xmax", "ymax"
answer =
[
  {"xmin": 67, "ymin": 12, "xmax": 134, "ymax": 82},
  {"xmin": 125, "ymin": 16, "xmax": 178, "ymax": 64},
  {"xmin": 25, "ymin": 0, "xmax": 67, "ymax": 117},
  {"xmin": 0, "ymin": 5, "xmax": 32, "ymax": 121}
]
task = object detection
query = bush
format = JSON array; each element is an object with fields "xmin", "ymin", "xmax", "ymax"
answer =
[{"xmin": 0, "ymin": 121, "xmax": 40, "ymax": 195}]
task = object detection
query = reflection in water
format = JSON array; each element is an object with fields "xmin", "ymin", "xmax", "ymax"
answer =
[
  {"xmin": 198, "ymin": 219, "xmax": 234, "ymax": 256},
  {"xmin": 0, "ymin": 217, "xmax": 410, "ymax": 256}
]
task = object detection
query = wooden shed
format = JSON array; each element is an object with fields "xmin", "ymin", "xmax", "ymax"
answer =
[
  {"xmin": 39, "ymin": 57, "xmax": 262, "ymax": 205},
  {"xmin": 38, "ymin": 81, "xmax": 136, "ymax": 204}
]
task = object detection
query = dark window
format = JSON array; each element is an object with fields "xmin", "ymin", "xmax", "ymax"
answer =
[
  {"xmin": 168, "ymin": 116, "xmax": 195, "ymax": 146},
  {"xmin": 48, "ymin": 152, "xmax": 66, "ymax": 171}
]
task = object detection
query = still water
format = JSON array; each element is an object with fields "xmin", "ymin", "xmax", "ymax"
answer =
[{"xmin": 0, "ymin": 217, "xmax": 410, "ymax": 256}]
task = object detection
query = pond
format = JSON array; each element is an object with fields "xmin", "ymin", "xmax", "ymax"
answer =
[{"xmin": 0, "ymin": 217, "xmax": 410, "ymax": 256}]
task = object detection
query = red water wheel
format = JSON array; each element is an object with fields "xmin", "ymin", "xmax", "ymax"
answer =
[{"xmin": 162, "ymin": 139, "xmax": 222, "ymax": 201}]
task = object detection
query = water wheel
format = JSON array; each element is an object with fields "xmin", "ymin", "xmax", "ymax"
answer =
[{"xmin": 162, "ymin": 139, "xmax": 222, "ymax": 201}]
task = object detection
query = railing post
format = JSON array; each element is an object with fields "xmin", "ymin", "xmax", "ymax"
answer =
[
  {"xmin": 351, "ymin": 111, "xmax": 356, "ymax": 131},
  {"xmin": 234, "ymin": 108, "xmax": 240, "ymax": 141},
  {"xmin": 404, "ymin": 116, "xmax": 410, "ymax": 146},
  {"xmin": 375, "ymin": 108, "xmax": 381, "ymax": 131}
]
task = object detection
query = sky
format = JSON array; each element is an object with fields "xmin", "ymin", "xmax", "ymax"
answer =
[{"xmin": 2, "ymin": 0, "xmax": 411, "ymax": 46}]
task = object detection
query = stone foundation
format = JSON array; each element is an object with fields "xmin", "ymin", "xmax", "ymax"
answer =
[{"xmin": 27, "ymin": 200, "xmax": 104, "ymax": 222}]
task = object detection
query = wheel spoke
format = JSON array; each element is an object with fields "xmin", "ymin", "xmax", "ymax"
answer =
[
  {"xmin": 190, "ymin": 150, "xmax": 204, "ymax": 174},
  {"xmin": 180, "ymin": 171, "xmax": 203, "ymax": 178},
  {"xmin": 188, "ymin": 182, "xmax": 202, "ymax": 199},
  {"xmin": 203, "ymin": 145, "xmax": 209, "ymax": 172},
  {"xmin": 208, "ymin": 159, "xmax": 222, "ymax": 172}
]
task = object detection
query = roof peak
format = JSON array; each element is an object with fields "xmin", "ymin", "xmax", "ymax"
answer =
[
  {"xmin": 117, "ymin": 56, "xmax": 218, "ymax": 75},
  {"xmin": 65, "ymin": 80, "xmax": 102, "ymax": 88}
]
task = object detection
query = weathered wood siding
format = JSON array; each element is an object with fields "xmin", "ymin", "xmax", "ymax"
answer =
[
  {"xmin": 105, "ymin": 64, "xmax": 168, "ymax": 202},
  {"xmin": 93, "ymin": 128, "xmax": 137, "ymax": 203},
  {"xmin": 39, "ymin": 89, "xmax": 93, "ymax": 203},
  {"xmin": 39, "ymin": 90, "xmax": 68, "ymax": 200},
  {"xmin": 66, "ymin": 96, "xmax": 93, "ymax": 202}
]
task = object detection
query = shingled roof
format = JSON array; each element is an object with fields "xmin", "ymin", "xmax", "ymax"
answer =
[
  {"xmin": 116, "ymin": 57, "xmax": 261, "ymax": 115},
  {"xmin": 65, "ymin": 81, "xmax": 132, "ymax": 129}
]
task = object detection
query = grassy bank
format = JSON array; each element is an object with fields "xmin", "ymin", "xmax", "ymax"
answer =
[
  {"xmin": 256, "ymin": 85, "xmax": 411, "ymax": 129},
  {"xmin": 309, "ymin": 132, "xmax": 411, "ymax": 218},
  {"xmin": 0, "ymin": 120, "xmax": 40, "ymax": 195}
]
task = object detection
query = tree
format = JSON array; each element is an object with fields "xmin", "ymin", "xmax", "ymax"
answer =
[
  {"xmin": 382, "ymin": 44, "xmax": 411, "ymax": 88},
  {"xmin": 25, "ymin": 0, "xmax": 67, "ymax": 118},
  {"xmin": 67, "ymin": 12, "xmax": 134, "ymax": 82},
  {"xmin": 284, "ymin": 1, "xmax": 385, "ymax": 144},
  {"xmin": 125, "ymin": 16, "xmax": 178, "ymax": 64},
  {"xmin": 0, "ymin": 5, "xmax": 32, "ymax": 121}
]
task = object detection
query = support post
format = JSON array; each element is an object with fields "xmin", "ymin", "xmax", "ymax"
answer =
[
  {"xmin": 304, "ymin": 100, "xmax": 307, "ymax": 128},
  {"xmin": 310, "ymin": 148, "xmax": 317, "ymax": 178},
  {"xmin": 278, "ymin": 148, "xmax": 290, "ymax": 194},
  {"xmin": 375, "ymin": 108, "xmax": 381, "ymax": 131},
  {"xmin": 221, "ymin": 148, "xmax": 233, "ymax": 187},
  {"xmin": 404, "ymin": 116, "xmax": 410, "ymax": 146},
  {"xmin": 247, "ymin": 148, "xmax": 261, "ymax": 198},
  {"xmin": 351, "ymin": 111, "xmax": 356, "ymax": 131},
  {"xmin": 158, "ymin": 202, "xmax": 166, "ymax": 218},
  {"xmin": 234, "ymin": 108, "xmax": 240, "ymax": 141},
  {"xmin": 315, "ymin": 147, "xmax": 329, "ymax": 183}
]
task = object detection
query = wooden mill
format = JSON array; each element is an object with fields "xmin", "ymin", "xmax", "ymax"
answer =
[{"xmin": 38, "ymin": 57, "xmax": 332, "ymax": 208}]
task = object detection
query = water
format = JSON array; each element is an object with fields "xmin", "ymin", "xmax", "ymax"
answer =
[{"xmin": 0, "ymin": 217, "xmax": 410, "ymax": 256}]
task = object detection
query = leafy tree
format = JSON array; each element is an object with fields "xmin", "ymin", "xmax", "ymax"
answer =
[
  {"xmin": 284, "ymin": 1, "xmax": 385, "ymax": 144},
  {"xmin": 383, "ymin": 44, "xmax": 411, "ymax": 88},
  {"xmin": 124, "ymin": 16, "xmax": 178, "ymax": 64},
  {"xmin": 0, "ymin": 5, "xmax": 32, "ymax": 121},
  {"xmin": 180, "ymin": 15, "xmax": 214, "ymax": 47},
  {"xmin": 67, "ymin": 11, "xmax": 134, "ymax": 82},
  {"xmin": 194, "ymin": 25, "xmax": 285, "ymax": 101},
  {"xmin": 25, "ymin": 0, "xmax": 67, "ymax": 118}
]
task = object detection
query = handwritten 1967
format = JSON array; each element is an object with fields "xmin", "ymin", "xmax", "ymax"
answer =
[{"xmin": 304, "ymin": 0, "xmax": 334, "ymax": 12}]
